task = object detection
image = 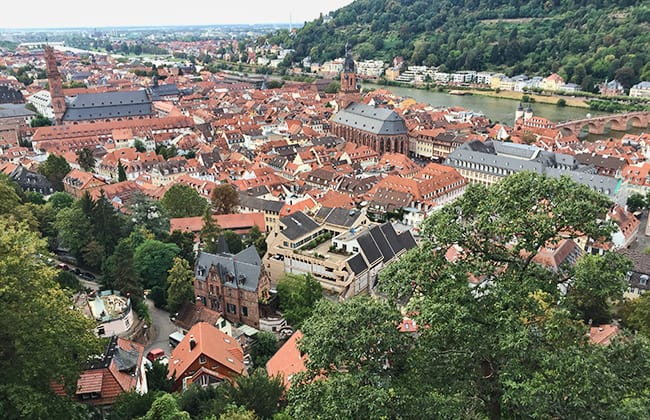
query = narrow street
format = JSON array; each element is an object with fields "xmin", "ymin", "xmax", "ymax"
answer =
[{"xmin": 144, "ymin": 297, "xmax": 177, "ymax": 357}]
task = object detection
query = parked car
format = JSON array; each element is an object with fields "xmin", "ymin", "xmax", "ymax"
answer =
[
  {"xmin": 80, "ymin": 272, "xmax": 96, "ymax": 280},
  {"xmin": 56, "ymin": 263, "xmax": 69, "ymax": 271},
  {"xmin": 146, "ymin": 348, "xmax": 167, "ymax": 363}
]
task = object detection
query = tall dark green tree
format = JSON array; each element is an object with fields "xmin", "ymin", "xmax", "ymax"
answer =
[
  {"xmin": 166, "ymin": 257, "xmax": 195, "ymax": 314},
  {"xmin": 200, "ymin": 208, "xmax": 221, "ymax": 254},
  {"xmin": 117, "ymin": 159, "xmax": 127, "ymax": 182},
  {"xmin": 102, "ymin": 238, "xmax": 143, "ymax": 300}
]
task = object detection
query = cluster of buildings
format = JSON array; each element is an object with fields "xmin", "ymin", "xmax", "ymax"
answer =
[{"xmin": 0, "ymin": 37, "xmax": 646, "ymax": 416}]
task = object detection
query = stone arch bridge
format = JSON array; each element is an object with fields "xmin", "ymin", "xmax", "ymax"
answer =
[{"xmin": 557, "ymin": 111, "xmax": 649, "ymax": 137}]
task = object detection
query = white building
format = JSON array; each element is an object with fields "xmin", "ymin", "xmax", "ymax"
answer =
[
  {"xmin": 630, "ymin": 81, "xmax": 650, "ymax": 98},
  {"xmin": 27, "ymin": 90, "xmax": 54, "ymax": 119}
]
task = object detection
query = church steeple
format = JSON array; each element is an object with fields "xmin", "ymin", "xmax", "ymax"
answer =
[
  {"xmin": 340, "ymin": 42, "xmax": 358, "ymax": 93},
  {"xmin": 45, "ymin": 45, "xmax": 66, "ymax": 125}
]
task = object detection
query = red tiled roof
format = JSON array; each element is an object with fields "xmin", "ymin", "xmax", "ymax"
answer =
[{"xmin": 266, "ymin": 331, "xmax": 306, "ymax": 388}]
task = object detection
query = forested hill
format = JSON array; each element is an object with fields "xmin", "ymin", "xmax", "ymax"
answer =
[{"xmin": 276, "ymin": 0, "xmax": 650, "ymax": 90}]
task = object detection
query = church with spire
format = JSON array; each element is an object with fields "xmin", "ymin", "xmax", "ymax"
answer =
[{"xmin": 340, "ymin": 45, "xmax": 358, "ymax": 94}]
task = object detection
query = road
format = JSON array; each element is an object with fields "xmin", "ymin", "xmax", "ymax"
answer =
[{"xmin": 144, "ymin": 298, "xmax": 177, "ymax": 358}]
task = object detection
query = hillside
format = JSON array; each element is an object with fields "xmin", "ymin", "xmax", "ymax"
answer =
[{"xmin": 273, "ymin": 0, "xmax": 650, "ymax": 91}]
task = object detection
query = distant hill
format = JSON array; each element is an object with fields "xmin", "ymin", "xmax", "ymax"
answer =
[{"xmin": 273, "ymin": 0, "xmax": 650, "ymax": 91}]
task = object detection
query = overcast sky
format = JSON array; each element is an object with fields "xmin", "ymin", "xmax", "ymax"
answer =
[{"xmin": 0, "ymin": 0, "xmax": 355, "ymax": 29}]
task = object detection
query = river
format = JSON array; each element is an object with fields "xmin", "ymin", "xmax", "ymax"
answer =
[
  {"xmin": 365, "ymin": 84, "xmax": 609, "ymax": 124},
  {"xmin": 365, "ymin": 84, "xmax": 649, "ymax": 141}
]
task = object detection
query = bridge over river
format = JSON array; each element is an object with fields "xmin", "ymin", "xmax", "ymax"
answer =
[{"xmin": 557, "ymin": 111, "xmax": 649, "ymax": 137}]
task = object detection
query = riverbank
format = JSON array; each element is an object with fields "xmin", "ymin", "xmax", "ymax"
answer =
[
  {"xmin": 364, "ymin": 79, "xmax": 590, "ymax": 109},
  {"xmin": 465, "ymin": 88, "xmax": 590, "ymax": 108}
]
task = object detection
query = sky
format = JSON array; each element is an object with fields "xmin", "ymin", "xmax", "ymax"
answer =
[{"xmin": 0, "ymin": 0, "xmax": 355, "ymax": 29}]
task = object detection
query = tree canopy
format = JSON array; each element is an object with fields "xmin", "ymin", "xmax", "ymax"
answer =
[
  {"xmin": 0, "ymin": 218, "xmax": 101, "ymax": 419},
  {"xmin": 276, "ymin": 273, "xmax": 323, "ymax": 328},
  {"xmin": 211, "ymin": 183, "xmax": 240, "ymax": 215},
  {"xmin": 282, "ymin": 0, "xmax": 650, "ymax": 85},
  {"xmin": 166, "ymin": 257, "xmax": 195, "ymax": 314},
  {"xmin": 161, "ymin": 184, "xmax": 208, "ymax": 218},
  {"xmin": 38, "ymin": 154, "xmax": 71, "ymax": 191}
]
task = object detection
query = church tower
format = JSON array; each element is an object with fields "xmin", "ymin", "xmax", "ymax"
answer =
[
  {"xmin": 45, "ymin": 46, "xmax": 66, "ymax": 125},
  {"xmin": 340, "ymin": 47, "xmax": 357, "ymax": 94}
]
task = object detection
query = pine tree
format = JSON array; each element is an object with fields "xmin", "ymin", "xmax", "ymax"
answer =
[{"xmin": 117, "ymin": 159, "xmax": 127, "ymax": 182}]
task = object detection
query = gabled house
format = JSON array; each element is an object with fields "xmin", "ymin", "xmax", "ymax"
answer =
[
  {"xmin": 63, "ymin": 168, "xmax": 108, "ymax": 198},
  {"xmin": 194, "ymin": 246, "xmax": 272, "ymax": 329},
  {"xmin": 9, "ymin": 164, "xmax": 55, "ymax": 196},
  {"xmin": 168, "ymin": 322, "xmax": 246, "ymax": 391},
  {"xmin": 52, "ymin": 336, "xmax": 147, "ymax": 416}
]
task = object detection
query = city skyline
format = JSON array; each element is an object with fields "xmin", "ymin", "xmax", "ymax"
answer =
[{"xmin": 0, "ymin": 0, "xmax": 355, "ymax": 29}]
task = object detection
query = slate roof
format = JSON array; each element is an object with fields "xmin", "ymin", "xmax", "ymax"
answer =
[
  {"xmin": 357, "ymin": 231, "xmax": 382, "ymax": 265},
  {"xmin": 447, "ymin": 140, "xmax": 621, "ymax": 198},
  {"xmin": 0, "ymin": 103, "xmax": 35, "ymax": 118},
  {"xmin": 316, "ymin": 206, "xmax": 362, "ymax": 228},
  {"xmin": 9, "ymin": 165, "xmax": 54, "ymax": 195},
  {"xmin": 0, "ymin": 85, "xmax": 24, "ymax": 104},
  {"xmin": 64, "ymin": 90, "xmax": 153, "ymax": 121},
  {"xmin": 352, "ymin": 222, "xmax": 417, "ymax": 273},
  {"xmin": 347, "ymin": 253, "xmax": 368, "ymax": 274},
  {"xmin": 279, "ymin": 211, "xmax": 320, "ymax": 241},
  {"xmin": 195, "ymin": 245, "xmax": 262, "ymax": 293},
  {"xmin": 332, "ymin": 102, "xmax": 407, "ymax": 136},
  {"xmin": 239, "ymin": 193, "xmax": 284, "ymax": 213},
  {"xmin": 149, "ymin": 83, "xmax": 181, "ymax": 100}
]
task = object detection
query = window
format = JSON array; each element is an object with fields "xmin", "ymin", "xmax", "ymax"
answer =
[
  {"xmin": 199, "ymin": 355, "xmax": 206, "ymax": 364},
  {"xmin": 242, "ymin": 306, "xmax": 248, "ymax": 317},
  {"xmin": 227, "ymin": 303, "xmax": 237, "ymax": 314}
]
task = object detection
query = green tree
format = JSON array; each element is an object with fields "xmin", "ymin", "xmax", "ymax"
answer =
[
  {"xmin": 0, "ymin": 219, "xmax": 102, "ymax": 419},
  {"xmin": 565, "ymin": 252, "xmax": 631, "ymax": 324},
  {"xmin": 134, "ymin": 239, "xmax": 180, "ymax": 289},
  {"xmin": 251, "ymin": 331, "xmax": 278, "ymax": 368},
  {"xmin": 102, "ymin": 239, "xmax": 143, "ymax": 300},
  {"xmin": 117, "ymin": 159, "xmax": 127, "ymax": 182},
  {"xmin": 324, "ymin": 81, "xmax": 340, "ymax": 93},
  {"xmin": 55, "ymin": 270, "xmax": 81, "ymax": 291},
  {"xmin": 372, "ymin": 172, "xmax": 650, "ymax": 419},
  {"xmin": 30, "ymin": 115, "xmax": 53, "ymax": 127},
  {"xmin": 221, "ymin": 369, "xmax": 286, "ymax": 419},
  {"xmin": 81, "ymin": 239, "xmax": 105, "ymax": 270},
  {"xmin": 288, "ymin": 296, "xmax": 410, "ymax": 419},
  {"xmin": 126, "ymin": 192, "xmax": 169, "ymax": 238},
  {"xmin": 142, "ymin": 393, "xmax": 189, "ymax": 420},
  {"xmin": 161, "ymin": 184, "xmax": 208, "ymax": 218},
  {"xmin": 147, "ymin": 360, "xmax": 175, "ymax": 393},
  {"xmin": 75, "ymin": 148, "xmax": 96, "ymax": 172},
  {"xmin": 166, "ymin": 257, "xmax": 195, "ymax": 314},
  {"xmin": 47, "ymin": 191, "xmax": 74, "ymax": 211},
  {"xmin": 55, "ymin": 205, "xmax": 92, "ymax": 259},
  {"xmin": 224, "ymin": 230, "xmax": 244, "ymax": 254},
  {"xmin": 167, "ymin": 230, "xmax": 197, "ymax": 267},
  {"xmin": 133, "ymin": 139, "xmax": 146, "ymax": 152},
  {"xmin": 244, "ymin": 224, "xmax": 267, "ymax": 257},
  {"xmin": 108, "ymin": 391, "xmax": 156, "ymax": 420},
  {"xmin": 211, "ymin": 183, "xmax": 240, "ymax": 215},
  {"xmin": 277, "ymin": 273, "xmax": 323, "ymax": 327},
  {"xmin": 200, "ymin": 208, "xmax": 221, "ymax": 254},
  {"xmin": 38, "ymin": 154, "xmax": 71, "ymax": 191},
  {"xmin": 627, "ymin": 192, "xmax": 647, "ymax": 213}
]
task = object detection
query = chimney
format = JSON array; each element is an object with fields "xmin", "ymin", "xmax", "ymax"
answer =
[{"xmin": 189, "ymin": 335, "xmax": 196, "ymax": 351}]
